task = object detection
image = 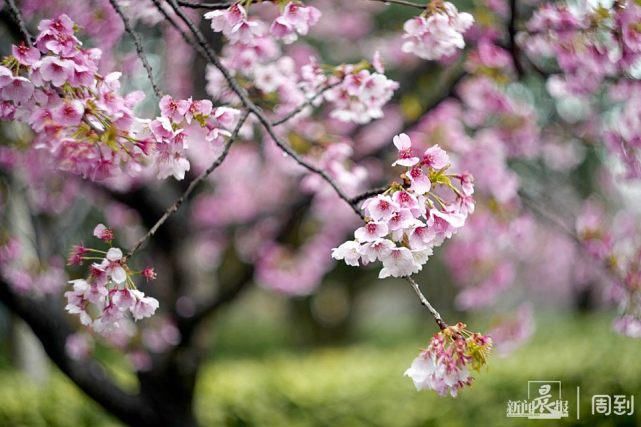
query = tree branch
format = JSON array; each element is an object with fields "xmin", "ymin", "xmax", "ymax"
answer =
[
  {"xmin": 0, "ymin": 280, "xmax": 155, "ymax": 426},
  {"xmin": 126, "ymin": 109, "xmax": 250, "ymax": 258},
  {"xmin": 406, "ymin": 276, "xmax": 448, "ymax": 330},
  {"xmin": 109, "ymin": 0, "xmax": 163, "ymax": 100},
  {"xmin": 3, "ymin": 0, "xmax": 34, "ymax": 46},
  {"xmin": 176, "ymin": 0, "xmax": 232, "ymax": 9},
  {"xmin": 271, "ymin": 81, "xmax": 341, "ymax": 126},
  {"xmin": 166, "ymin": 0, "xmax": 366, "ymax": 219},
  {"xmin": 507, "ymin": 0, "xmax": 525, "ymax": 79}
]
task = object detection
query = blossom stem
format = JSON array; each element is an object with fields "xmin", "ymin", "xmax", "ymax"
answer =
[
  {"xmin": 406, "ymin": 276, "xmax": 448, "ymax": 330},
  {"xmin": 125, "ymin": 109, "xmax": 250, "ymax": 259},
  {"xmin": 271, "ymin": 81, "xmax": 342, "ymax": 126},
  {"xmin": 108, "ymin": 0, "xmax": 163, "ymax": 100}
]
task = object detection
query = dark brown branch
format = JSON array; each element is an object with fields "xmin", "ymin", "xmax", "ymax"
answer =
[
  {"xmin": 178, "ymin": 263, "xmax": 255, "ymax": 343},
  {"xmin": 3, "ymin": 0, "xmax": 34, "ymax": 46},
  {"xmin": 350, "ymin": 185, "xmax": 389, "ymax": 204},
  {"xmin": 0, "ymin": 281, "xmax": 155, "ymax": 426},
  {"xmin": 176, "ymin": 0, "xmax": 232, "ymax": 9},
  {"xmin": 507, "ymin": 0, "xmax": 525, "ymax": 78}
]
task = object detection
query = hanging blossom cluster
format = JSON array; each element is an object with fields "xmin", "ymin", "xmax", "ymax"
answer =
[
  {"xmin": 65, "ymin": 224, "xmax": 159, "ymax": 336},
  {"xmin": 204, "ymin": 2, "xmax": 398, "ymax": 125},
  {"xmin": 332, "ymin": 133, "xmax": 474, "ymax": 279},
  {"xmin": 404, "ymin": 322, "xmax": 492, "ymax": 396},
  {"xmin": 0, "ymin": 14, "xmax": 148, "ymax": 181},
  {"xmin": 402, "ymin": 0, "xmax": 474, "ymax": 61}
]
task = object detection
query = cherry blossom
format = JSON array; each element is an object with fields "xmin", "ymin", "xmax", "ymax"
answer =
[
  {"xmin": 64, "ymin": 225, "xmax": 159, "ymax": 336},
  {"xmin": 332, "ymin": 133, "xmax": 473, "ymax": 278},
  {"xmin": 404, "ymin": 322, "xmax": 492, "ymax": 396},
  {"xmin": 270, "ymin": 2, "xmax": 321, "ymax": 44},
  {"xmin": 402, "ymin": 1, "xmax": 474, "ymax": 61}
]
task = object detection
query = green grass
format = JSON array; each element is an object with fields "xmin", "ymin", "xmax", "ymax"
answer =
[{"xmin": 1, "ymin": 314, "xmax": 640, "ymax": 426}]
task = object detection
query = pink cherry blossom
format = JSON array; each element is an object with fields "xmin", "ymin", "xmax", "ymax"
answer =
[
  {"xmin": 270, "ymin": 2, "xmax": 321, "ymax": 44},
  {"xmin": 408, "ymin": 167, "xmax": 431, "ymax": 194},
  {"xmin": 379, "ymin": 246, "xmax": 421, "ymax": 278},
  {"xmin": 405, "ymin": 323, "xmax": 491, "ymax": 397},
  {"xmin": 331, "ymin": 240, "xmax": 361, "ymax": 266},
  {"xmin": 37, "ymin": 56, "xmax": 75, "ymax": 87},
  {"xmin": 52, "ymin": 99, "xmax": 84, "ymax": 126},
  {"xmin": 422, "ymin": 144, "xmax": 449, "ymax": 170},
  {"xmin": 354, "ymin": 221, "xmax": 389, "ymax": 242},
  {"xmin": 402, "ymin": 2, "xmax": 474, "ymax": 61},
  {"xmin": 131, "ymin": 289, "xmax": 160, "ymax": 320},
  {"xmin": 363, "ymin": 195, "xmax": 398, "ymax": 222},
  {"xmin": 12, "ymin": 43, "xmax": 41, "ymax": 66},
  {"xmin": 2, "ymin": 77, "xmax": 34, "ymax": 103},
  {"xmin": 93, "ymin": 223, "xmax": 114, "ymax": 241},
  {"xmin": 392, "ymin": 133, "xmax": 419, "ymax": 167}
]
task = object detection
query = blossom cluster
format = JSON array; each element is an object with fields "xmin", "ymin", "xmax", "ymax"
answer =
[
  {"xmin": 404, "ymin": 322, "xmax": 492, "ymax": 396},
  {"xmin": 0, "ymin": 15, "xmax": 148, "ymax": 181},
  {"xmin": 65, "ymin": 224, "xmax": 159, "ymax": 337},
  {"xmin": 521, "ymin": 3, "xmax": 641, "ymax": 180},
  {"xmin": 332, "ymin": 133, "xmax": 474, "ymax": 279},
  {"xmin": 204, "ymin": 3, "xmax": 398, "ymax": 125},
  {"xmin": 205, "ymin": 2, "xmax": 321, "ymax": 46},
  {"xmin": 402, "ymin": 1, "xmax": 474, "ymax": 61},
  {"xmin": 149, "ymin": 95, "xmax": 240, "ymax": 180},
  {"xmin": 524, "ymin": 2, "xmax": 641, "ymax": 96},
  {"xmin": 323, "ymin": 62, "xmax": 399, "ymax": 124}
]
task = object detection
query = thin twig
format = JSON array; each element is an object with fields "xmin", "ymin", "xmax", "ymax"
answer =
[
  {"xmin": 406, "ymin": 276, "xmax": 448, "ymax": 330},
  {"xmin": 272, "ymin": 81, "xmax": 341, "ymax": 126},
  {"xmin": 149, "ymin": 0, "xmax": 209, "ymax": 59},
  {"xmin": 3, "ymin": 0, "xmax": 34, "ymax": 46},
  {"xmin": 350, "ymin": 185, "xmax": 389, "ymax": 204},
  {"xmin": 176, "ymin": 0, "xmax": 232, "ymax": 9},
  {"xmin": 507, "ymin": 0, "xmax": 525, "ymax": 79},
  {"xmin": 519, "ymin": 190, "xmax": 621, "ymax": 286},
  {"xmin": 366, "ymin": 0, "xmax": 426, "ymax": 10},
  {"xmin": 108, "ymin": 0, "xmax": 163, "ymax": 100},
  {"xmin": 126, "ymin": 109, "xmax": 250, "ymax": 258},
  {"xmin": 166, "ymin": 0, "xmax": 365, "ymax": 219}
]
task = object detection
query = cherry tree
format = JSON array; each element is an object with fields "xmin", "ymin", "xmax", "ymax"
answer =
[{"xmin": 0, "ymin": 0, "xmax": 640, "ymax": 425}]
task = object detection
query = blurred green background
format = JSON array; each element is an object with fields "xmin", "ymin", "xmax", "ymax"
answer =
[{"xmin": 1, "ymin": 286, "xmax": 639, "ymax": 427}]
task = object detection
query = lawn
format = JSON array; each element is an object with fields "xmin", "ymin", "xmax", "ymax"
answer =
[{"xmin": 0, "ymin": 313, "xmax": 639, "ymax": 426}]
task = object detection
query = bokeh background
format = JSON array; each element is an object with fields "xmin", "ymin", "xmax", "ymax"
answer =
[{"xmin": 1, "ymin": 0, "xmax": 641, "ymax": 425}]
